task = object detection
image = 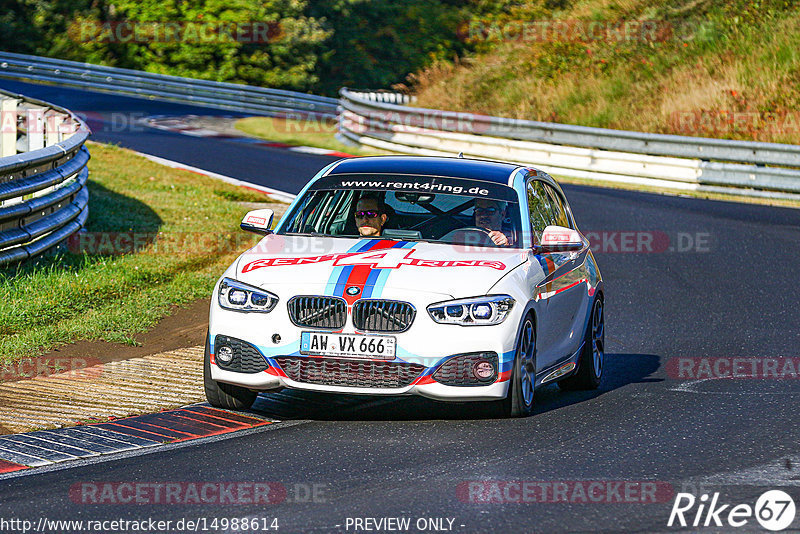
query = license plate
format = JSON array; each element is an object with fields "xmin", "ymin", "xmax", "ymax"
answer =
[{"xmin": 300, "ymin": 332, "xmax": 396, "ymax": 360}]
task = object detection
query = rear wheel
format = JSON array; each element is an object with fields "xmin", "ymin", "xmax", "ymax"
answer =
[
  {"xmin": 558, "ymin": 297, "xmax": 604, "ymax": 391},
  {"xmin": 203, "ymin": 333, "xmax": 258, "ymax": 410},
  {"xmin": 500, "ymin": 316, "xmax": 536, "ymax": 417}
]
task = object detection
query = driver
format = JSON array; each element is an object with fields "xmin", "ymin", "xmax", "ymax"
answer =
[
  {"xmin": 354, "ymin": 194, "xmax": 388, "ymax": 237},
  {"xmin": 474, "ymin": 199, "xmax": 511, "ymax": 246}
]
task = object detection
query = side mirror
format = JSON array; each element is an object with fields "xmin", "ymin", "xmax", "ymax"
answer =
[
  {"xmin": 240, "ymin": 209, "xmax": 274, "ymax": 235},
  {"xmin": 538, "ymin": 225, "xmax": 583, "ymax": 253}
]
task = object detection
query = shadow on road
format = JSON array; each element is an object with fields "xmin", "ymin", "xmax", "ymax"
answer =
[{"xmin": 246, "ymin": 352, "xmax": 662, "ymax": 422}]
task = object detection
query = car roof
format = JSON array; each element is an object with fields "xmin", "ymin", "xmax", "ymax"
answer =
[{"xmin": 326, "ymin": 155, "xmax": 522, "ymax": 185}]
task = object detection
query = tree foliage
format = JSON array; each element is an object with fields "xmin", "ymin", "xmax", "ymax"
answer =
[{"xmin": 0, "ymin": 0, "xmax": 513, "ymax": 94}]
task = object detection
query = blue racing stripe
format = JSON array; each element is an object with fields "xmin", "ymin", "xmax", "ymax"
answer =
[
  {"xmin": 361, "ymin": 269, "xmax": 382, "ymax": 298},
  {"xmin": 332, "ymin": 266, "xmax": 354, "ymax": 296},
  {"xmin": 324, "ymin": 240, "xmax": 376, "ymax": 296},
  {"xmin": 535, "ymin": 255, "xmax": 550, "ymax": 276},
  {"xmin": 499, "ymin": 349, "xmax": 516, "ymax": 372},
  {"xmin": 368, "ymin": 241, "xmax": 415, "ymax": 299}
]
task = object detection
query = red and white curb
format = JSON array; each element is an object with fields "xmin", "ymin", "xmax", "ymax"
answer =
[
  {"xmin": 136, "ymin": 152, "xmax": 297, "ymax": 203},
  {"xmin": 0, "ymin": 406, "xmax": 272, "ymax": 474},
  {"xmin": 144, "ymin": 115, "xmax": 355, "ymax": 158}
]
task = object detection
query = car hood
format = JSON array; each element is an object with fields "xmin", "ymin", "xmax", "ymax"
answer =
[{"xmin": 234, "ymin": 235, "xmax": 528, "ymax": 298}]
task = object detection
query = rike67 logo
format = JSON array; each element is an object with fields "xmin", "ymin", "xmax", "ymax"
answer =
[{"xmin": 668, "ymin": 490, "xmax": 796, "ymax": 531}]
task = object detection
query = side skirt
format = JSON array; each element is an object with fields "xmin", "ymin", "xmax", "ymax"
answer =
[{"xmin": 537, "ymin": 343, "xmax": 584, "ymax": 386}]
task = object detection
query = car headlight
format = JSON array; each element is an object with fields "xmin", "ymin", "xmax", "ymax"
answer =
[
  {"xmin": 427, "ymin": 295, "xmax": 515, "ymax": 326},
  {"xmin": 218, "ymin": 277, "xmax": 278, "ymax": 312}
]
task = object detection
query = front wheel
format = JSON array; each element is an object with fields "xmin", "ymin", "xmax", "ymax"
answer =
[
  {"xmin": 500, "ymin": 316, "xmax": 536, "ymax": 417},
  {"xmin": 558, "ymin": 297, "xmax": 604, "ymax": 391},
  {"xmin": 203, "ymin": 333, "xmax": 258, "ymax": 410}
]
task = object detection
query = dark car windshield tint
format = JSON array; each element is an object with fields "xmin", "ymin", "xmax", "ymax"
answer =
[
  {"xmin": 310, "ymin": 174, "xmax": 517, "ymax": 202},
  {"xmin": 280, "ymin": 177, "xmax": 522, "ymax": 247}
]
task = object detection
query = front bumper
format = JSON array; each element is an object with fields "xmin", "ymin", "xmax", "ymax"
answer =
[
  {"xmin": 210, "ymin": 362, "xmax": 510, "ymax": 401},
  {"xmin": 208, "ymin": 291, "xmax": 521, "ymax": 402}
]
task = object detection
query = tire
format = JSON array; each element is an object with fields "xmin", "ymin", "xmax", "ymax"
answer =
[
  {"xmin": 558, "ymin": 297, "xmax": 604, "ymax": 391},
  {"xmin": 500, "ymin": 316, "xmax": 536, "ymax": 417},
  {"xmin": 203, "ymin": 333, "xmax": 258, "ymax": 410}
]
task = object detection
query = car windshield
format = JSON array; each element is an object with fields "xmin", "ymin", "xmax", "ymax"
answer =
[{"xmin": 279, "ymin": 174, "xmax": 523, "ymax": 247}]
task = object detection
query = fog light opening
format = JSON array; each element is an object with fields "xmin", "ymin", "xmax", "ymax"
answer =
[
  {"xmin": 432, "ymin": 352, "xmax": 499, "ymax": 386},
  {"xmin": 217, "ymin": 345, "xmax": 234, "ymax": 364},
  {"xmin": 473, "ymin": 360, "xmax": 495, "ymax": 381}
]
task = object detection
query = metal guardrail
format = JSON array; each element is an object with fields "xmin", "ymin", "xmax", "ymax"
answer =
[
  {"xmin": 0, "ymin": 87, "xmax": 89, "ymax": 267},
  {"xmin": 0, "ymin": 52, "xmax": 339, "ymax": 118},
  {"xmin": 339, "ymin": 89, "xmax": 800, "ymax": 200},
  {"xmin": 3, "ymin": 53, "xmax": 798, "ymax": 200}
]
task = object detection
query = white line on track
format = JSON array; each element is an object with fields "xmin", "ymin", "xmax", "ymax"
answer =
[
  {"xmin": 668, "ymin": 377, "xmax": 800, "ymax": 395},
  {"xmin": 683, "ymin": 455, "xmax": 800, "ymax": 487},
  {"xmin": 134, "ymin": 151, "xmax": 297, "ymax": 203}
]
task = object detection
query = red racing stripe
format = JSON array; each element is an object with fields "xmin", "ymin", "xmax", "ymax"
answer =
[
  {"xmin": 412, "ymin": 375, "xmax": 436, "ymax": 385},
  {"xmin": 544, "ymin": 257, "xmax": 556, "ymax": 296},
  {"xmin": 341, "ymin": 240, "xmax": 398, "ymax": 305},
  {"xmin": 497, "ymin": 370, "xmax": 512, "ymax": 382},
  {"xmin": 266, "ymin": 365, "xmax": 288, "ymax": 378},
  {"xmin": 552, "ymin": 278, "xmax": 588, "ymax": 297}
]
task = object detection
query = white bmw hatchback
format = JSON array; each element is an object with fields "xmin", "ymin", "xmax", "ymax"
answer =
[{"xmin": 205, "ymin": 156, "xmax": 604, "ymax": 417}]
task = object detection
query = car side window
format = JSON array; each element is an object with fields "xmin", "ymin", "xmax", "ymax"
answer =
[
  {"xmin": 542, "ymin": 184, "xmax": 571, "ymax": 228},
  {"xmin": 526, "ymin": 180, "xmax": 556, "ymax": 242}
]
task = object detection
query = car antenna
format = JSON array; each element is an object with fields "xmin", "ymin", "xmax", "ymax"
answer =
[{"xmin": 457, "ymin": 152, "xmax": 464, "ymax": 158}]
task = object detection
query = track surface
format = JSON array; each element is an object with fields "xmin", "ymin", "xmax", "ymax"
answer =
[{"xmin": 2, "ymin": 79, "xmax": 800, "ymax": 533}]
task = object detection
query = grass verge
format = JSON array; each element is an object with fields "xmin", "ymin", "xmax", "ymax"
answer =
[
  {"xmin": 235, "ymin": 116, "xmax": 387, "ymax": 156},
  {"xmin": 0, "ymin": 141, "xmax": 276, "ymax": 364},
  {"xmin": 411, "ymin": 1, "xmax": 800, "ymax": 145}
]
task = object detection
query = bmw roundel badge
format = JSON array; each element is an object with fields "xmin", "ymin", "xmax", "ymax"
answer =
[{"xmin": 346, "ymin": 286, "xmax": 361, "ymax": 296}]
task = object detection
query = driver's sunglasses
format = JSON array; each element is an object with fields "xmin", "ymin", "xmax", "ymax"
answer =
[
  {"xmin": 474, "ymin": 206, "xmax": 499, "ymax": 215},
  {"xmin": 355, "ymin": 210, "xmax": 381, "ymax": 219}
]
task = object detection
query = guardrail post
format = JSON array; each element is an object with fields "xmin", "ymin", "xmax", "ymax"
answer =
[
  {"xmin": 0, "ymin": 97, "xmax": 18, "ymax": 157},
  {"xmin": 45, "ymin": 110, "xmax": 64, "ymax": 146},
  {"xmin": 24, "ymin": 106, "xmax": 46, "ymax": 152},
  {"xmin": 0, "ymin": 89, "xmax": 91, "ymax": 267}
]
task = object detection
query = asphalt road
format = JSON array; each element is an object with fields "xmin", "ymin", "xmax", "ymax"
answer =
[
  {"xmin": 0, "ymin": 79, "xmax": 335, "ymax": 194},
  {"xmin": 1, "ymin": 79, "xmax": 799, "ymax": 533}
]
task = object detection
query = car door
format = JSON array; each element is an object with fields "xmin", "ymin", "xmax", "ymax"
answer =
[{"xmin": 527, "ymin": 180, "xmax": 588, "ymax": 369}]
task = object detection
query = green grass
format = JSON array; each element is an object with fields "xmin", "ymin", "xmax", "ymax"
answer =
[
  {"xmin": 0, "ymin": 141, "xmax": 272, "ymax": 364},
  {"xmin": 412, "ymin": 0, "xmax": 800, "ymax": 145},
  {"xmin": 234, "ymin": 116, "xmax": 387, "ymax": 156}
]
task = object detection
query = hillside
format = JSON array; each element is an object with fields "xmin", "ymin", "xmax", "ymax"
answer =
[{"xmin": 408, "ymin": 0, "xmax": 800, "ymax": 145}]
